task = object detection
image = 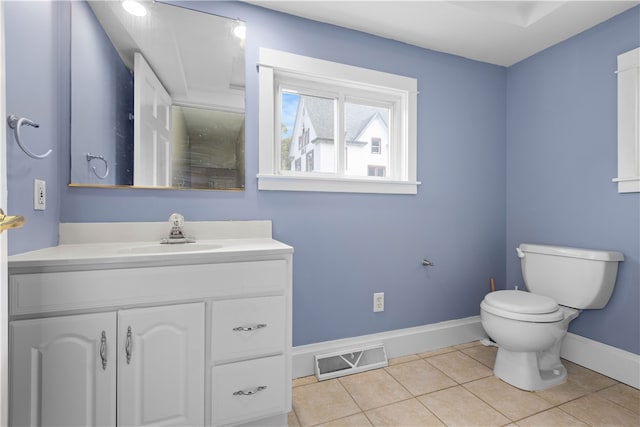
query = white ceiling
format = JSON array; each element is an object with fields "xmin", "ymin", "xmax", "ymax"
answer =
[
  {"xmin": 246, "ymin": 0, "xmax": 639, "ymax": 66},
  {"xmin": 87, "ymin": 0, "xmax": 246, "ymax": 140},
  {"xmin": 88, "ymin": 0, "xmax": 245, "ymax": 111}
]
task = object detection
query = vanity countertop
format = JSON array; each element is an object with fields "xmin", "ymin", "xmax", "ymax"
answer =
[
  {"xmin": 8, "ymin": 239, "xmax": 293, "ymax": 271},
  {"xmin": 8, "ymin": 220, "xmax": 293, "ymax": 272}
]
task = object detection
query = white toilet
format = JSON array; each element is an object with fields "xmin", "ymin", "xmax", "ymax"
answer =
[{"xmin": 480, "ymin": 243, "xmax": 624, "ymax": 391}]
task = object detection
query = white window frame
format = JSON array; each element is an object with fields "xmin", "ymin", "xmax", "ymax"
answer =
[
  {"xmin": 613, "ymin": 47, "xmax": 640, "ymax": 193},
  {"xmin": 258, "ymin": 48, "xmax": 419, "ymax": 194}
]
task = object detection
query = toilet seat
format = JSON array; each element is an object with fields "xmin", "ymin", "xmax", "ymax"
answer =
[{"xmin": 481, "ymin": 290, "xmax": 564, "ymax": 322}]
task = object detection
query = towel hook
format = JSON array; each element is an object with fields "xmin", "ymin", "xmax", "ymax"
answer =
[
  {"xmin": 7, "ymin": 115, "xmax": 52, "ymax": 159},
  {"xmin": 86, "ymin": 153, "xmax": 110, "ymax": 180}
]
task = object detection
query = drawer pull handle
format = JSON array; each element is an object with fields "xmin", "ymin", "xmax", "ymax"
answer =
[
  {"xmin": 233, "ymin": 324, "xmax": 267, "ymax": 332},
  {"xmin": 100, "ymin": 330, "xmax": 107, "ymax": 370},
  {"xmin": 126, "ymin": 326, "xmax": 132, "ymax": 364},
  {"xmin": 233, "ymin": 386, "xmax": 267, "ymax": 396}
]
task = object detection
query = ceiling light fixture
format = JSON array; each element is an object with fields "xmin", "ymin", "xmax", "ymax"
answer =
[
  {"xmin": 122, "ymin": 0, "xmax": 147, "ymax": 17},
  {"xmin": 233, "ymin": 21, "xmax": 246, "ymax": 40}
]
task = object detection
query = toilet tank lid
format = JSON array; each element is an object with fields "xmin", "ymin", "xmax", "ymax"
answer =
[
  {"xmin": 484, "ymin": 290, "xmax": 559, "ymax": 314},
  {"xmin": 519, "ymin": 244, "xmax": 624, "ymax": 262}
]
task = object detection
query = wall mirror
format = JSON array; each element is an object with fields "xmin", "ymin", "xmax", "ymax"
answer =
[{"xmin": 70, "ymin": 0, "xmax": 246, "ymax": 190}]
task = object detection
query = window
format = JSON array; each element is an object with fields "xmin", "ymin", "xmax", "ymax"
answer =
[
  {"xmin": 306, "ymin": 150, "xmax": 314, "ymax": 172},
  {"xmin": 368, "ymin": 165, "xmax": 386, "ymax": 177},
  {"xmin": 613, "ymin": 47, "xmax": 640, "ymax": 193},
  {"xmin": 371, "ymin": 137, "xmax": 382, "ymax": 154},
  {"xmin": 258, "ymin": 48, "xmax": 419, "ymax": 194}
]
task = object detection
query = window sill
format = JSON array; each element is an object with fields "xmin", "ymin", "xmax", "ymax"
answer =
[
  {"xmin": 612, "ymin": 176, "xmax": 640, "ymax": 193},
  {"xmin": 257, "ymin": 174, "xmax": 420, "ymax": 194}
]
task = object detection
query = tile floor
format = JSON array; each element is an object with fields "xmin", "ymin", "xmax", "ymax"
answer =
[{"xmin": 288, "ymin": 341, "xmax": 640, "ymax": 426}]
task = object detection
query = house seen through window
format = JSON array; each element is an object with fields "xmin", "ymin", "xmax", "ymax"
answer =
[{"xmin": 281, "ymin": 93, "xmax": 390, "ymax": 177}]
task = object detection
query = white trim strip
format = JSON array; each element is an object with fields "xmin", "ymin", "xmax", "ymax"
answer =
[
  {"xmin": 257, "ymin": 49, "xmax": 417, "ymax": 92},
  {"xmin": 561, "ymin": 332, "xmax": 640, "ymax": 389},
  {"xmin": 257, "ymin": 174, "xmax": 420, "ymax": 194},
  {"xmin": 292, "ymin": 316, "xmax": 485, "ymax": 378},
  {"xmin": 292, "ymin": 319, "xmax": 640, "ymax": 388},
  {"xmin": 612, "ymin": 176, "xmax": 640, "ymax": 182}
]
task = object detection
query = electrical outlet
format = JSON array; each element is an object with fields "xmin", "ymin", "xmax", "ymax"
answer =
[
  {"xmin": 34, "ymin": 179, "xmax": 46, "ymax": 211},
  {"xmin": 373, "ymin": 292, "xmax": 384, "ymax": 312}
]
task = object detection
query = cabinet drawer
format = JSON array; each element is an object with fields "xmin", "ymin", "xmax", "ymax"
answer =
[
  {"xmin": 211, "ymin": 296, "xmax": 285, "ymax": 363},
  {"xmin": 211, "ymin": 355, "xmax": 286, "ymax": 426},
  {"xmin": 10, "ymin": 260, "xmax": 287, "ymax": 316}
]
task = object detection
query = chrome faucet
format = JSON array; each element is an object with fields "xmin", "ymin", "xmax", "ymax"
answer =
[{"xmin": 161, "ymin": 213, "xmax": 195, "ymax": 244}]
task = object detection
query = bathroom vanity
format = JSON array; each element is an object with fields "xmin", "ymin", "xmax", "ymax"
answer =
[{"xmin": 7, "ymin": 220, "xmax": 293, "ymax": 427}]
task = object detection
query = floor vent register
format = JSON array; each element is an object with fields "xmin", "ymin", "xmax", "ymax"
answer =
[{"xmin": 314, "ymin": 344, "xmax": 388, "ymax": 381}]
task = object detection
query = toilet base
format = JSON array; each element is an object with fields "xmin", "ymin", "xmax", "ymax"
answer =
[{"xmin": 493, "ymin": 347, "xmax": 567, "ymax": 391}]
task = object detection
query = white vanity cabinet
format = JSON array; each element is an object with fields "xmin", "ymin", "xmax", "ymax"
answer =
[
  {"xmin": 10, "ymin": 303, "xmax": 205, "ymax": 427},
  {"xmin": 8, "ymin": 229, "xmax": 293, "ymax": 427}
]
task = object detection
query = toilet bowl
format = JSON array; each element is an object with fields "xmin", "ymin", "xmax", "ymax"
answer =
[
  {"xmin": 480, "ymin": 244, "xmax": 623, "ymax": 391},
  {"xmin": 481, "ymin": 291, "xmax": 580, "ymax": 390}
]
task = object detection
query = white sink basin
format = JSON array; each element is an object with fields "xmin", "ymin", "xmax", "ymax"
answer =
[{"xmin": 118, "ymin": 243, "xmax": 223, "ymax": 255}]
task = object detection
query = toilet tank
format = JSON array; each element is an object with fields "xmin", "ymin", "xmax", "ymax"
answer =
[{"xmin": 518, "ymin": 244, "xmax": 624, "ymax": 309}]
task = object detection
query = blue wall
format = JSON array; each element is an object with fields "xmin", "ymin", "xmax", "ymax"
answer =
[
  {"xmin": 5, "ymin": 1, "xmax": 63, "ymax": 256},
  {"xmin": 506, "ymin": 8, "xmax": 640, "ymax": 354},
  {"xmin": 5, "ymin": 1, "xmax": 637, "ymax": 354},
  {"xmin": 70, "ymin": 1, "xmax": 133, "ymax": 186}
]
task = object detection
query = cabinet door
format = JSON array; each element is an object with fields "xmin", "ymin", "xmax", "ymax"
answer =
[
  {"xmin": 10, "ymin": 312, "xmax": 117, "ymax": 427},
  {"xmin": 117, "ymin": 303, "xmax": 204, "ymax": 426}
]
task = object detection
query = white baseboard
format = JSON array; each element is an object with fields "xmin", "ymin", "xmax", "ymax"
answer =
[
  {"xmin": 561, "ymin": 332, "xmax": 640, "ymax": 389},
  {"xmin": 292, "ymin": 318, "xmax": 640, "ymax": 389},
  {"xmin": 292, "ymin": 316, "xmax": 486, "ymax": 378}
]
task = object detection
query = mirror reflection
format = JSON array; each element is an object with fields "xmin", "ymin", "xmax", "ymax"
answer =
[{"xmin": 70, "ymin": 0, "xmax": 246, "ymax": 190}]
